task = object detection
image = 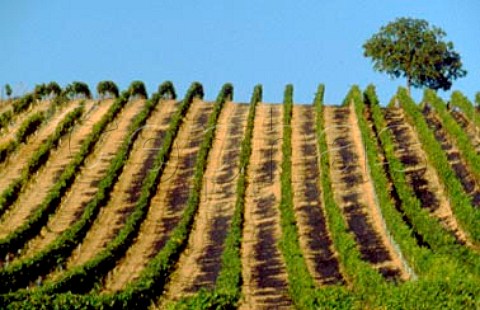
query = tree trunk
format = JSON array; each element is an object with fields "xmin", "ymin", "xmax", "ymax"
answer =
[{"xmin": 407, "ymin": 77, "xmax": 411, "ymax": 95}]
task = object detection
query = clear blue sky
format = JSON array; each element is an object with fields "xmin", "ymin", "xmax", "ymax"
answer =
[{"xmin": 1, "ymin": 1, "xmax": 479, "ymax": 105}]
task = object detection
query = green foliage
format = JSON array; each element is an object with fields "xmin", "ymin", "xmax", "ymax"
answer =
[
  {"xmin": 451, "ymin": 91, "xmax": 480, "ymax": 131},
  {"xmin": 0, "ymin": 94, "xmax": 162, "ymax": 295},
  {"xmin": 363, "ymin": 17, "xmax": 466, "ymax": 91},
  {"xmin": 399, "ymin": 88, "xmax": 480, "ymax": 246},
  {"xmin": 371, "ymin": 87, "xmax": 480, "ymax": 277},
  {"xmin": 276, "ymin": 84, "xmax": 321, "ymax": 308},
  {"xmin": 475, "ymin": 92, "xmax": 480, "ymax": 108},
  {"xmin": 3, "ymin": 82, "xmax": 205, "ymax": 305},
  {"xmin": 219, "ymin": 83, "xmax": 233, "ymax": 101},
  {"xmin": 0, "ymin": 140, "xmax": 16, "ymax": 164},
  {"xmin": 128, "ymin": 80, "xmax": 148, "ymax": 99},
  {"xmin": 314, "ymin": 86, "xmax": 392, "ymax": 308},
  {"xmin": 0, "ymin": 97, "xmax": 130, "ymax": 294},
  {"xmin": 96, "ymin": 80, "xmax": 119, "ymax": 99},
  {"xmin": 213, "ymin": 84, "xmax": 260, "ymax": 300},
  {"xmin": 12, "ymin": 94, "xmax": 35, "ymax": 114},
  {"xmin": 158, "ymin": 81, "xmax": 177, "ymax": 100},
  {"xmin": 360, "ymin": 85, "xmax": 433, "ymax": 277},
  {"xmin": 3, "ymin": 83, "xmax": 480, "ymax": 309},
  {"xmin": 109, "ymin": 83, "xmax": 227, "ymax": 308},
  {"xmin": 65, "ymin": 81, "xmax": 91, "ymax": 99},
  {"xmin": 0, "ymin": 110, "xmax": 13, "ymax": 130},
  {"xmin": 46, "ymin": 82, "xmax": 62, "ymax": 97},
  {"xmin": 172, "ymin": 84, "xmax": 261, "ymax": 309},
  {"xmin": 186, "ymin": 81, "xmax": 204, "ymax": 101},
  {"xmin": 5, "ymin": 84, "xmax": 12, "ymax": 98},
  {"xmin": 33, "ymin": 84, "xmax": 48, "ymax": 100},
  {"xmin": 16, "ymin": 112, "xmax": 45, "ymax": 143},
  {"xmin": 0, "ymin": 105, "xmax": 84, "ymax": 233},
  {"xmin": 428, "ymin": 90, "xmax": 480, "ymax": 189}
]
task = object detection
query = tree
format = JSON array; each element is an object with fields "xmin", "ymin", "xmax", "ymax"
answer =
[
  {"xmin": 363, "ymin": 17, "xmax": 466, "ymax": 92},
  {"xmin": 5, "ymin": 84, "xmax": 12, "ymax": 98}
]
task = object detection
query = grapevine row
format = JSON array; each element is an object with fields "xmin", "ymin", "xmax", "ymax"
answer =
[
  {"xmin": 0, "ymin": 104, "xmax": 85, "ymax": 219},
  {"xmin": 398, "ymin": 88, "xmax": 480, "ymax": 244}
]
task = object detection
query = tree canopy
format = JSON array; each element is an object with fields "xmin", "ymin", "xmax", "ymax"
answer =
[
  {"xmin": 5, "ymin": 84, "xmax": 12, "ymax": 98},
  {"xmin": 363, "ymin": 17, "xmax": 466, "ymax": 91}
]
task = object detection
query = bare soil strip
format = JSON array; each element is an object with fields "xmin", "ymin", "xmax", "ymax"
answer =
[
  {"xmin": 324, "ymin": 105, "xmax": 408, "ymax": 282},
  {"xmin": 19, "ymin": 99, "xmax": 146, "ymax": 262},
  {"xmin": 11, "ymin": 100, "xmax": 126, "ymax": 260},
  {"xmin": 101, "ymin": 99, "xmax": 213, "ymax": 292},
  {"xmin": 63, "ymin": 100, "xmax": 179, "ymax": 268},
  {"xmin": 0, "ymin": 101, "xmax": 80, "ymax": 193},
  {"xmin": 363, "ymin": 105, "xmax": 428, "ymax": 249},
  {"xmin": 0, "ymin": 100, "xmax": 52, "ymax": 147},
  {"xmin": 240, "ymin": 103, "xmax": 292, "ymax": 310},
  {"xmin": 451, "ymin": 110, "xmax": 480, "ymax": 155},
  {"xmin": 422, "ymin": 107, "xmax": 480, "ymax": 207},
  {"xmin": 0, "ymin": 100, "xmax": 99, "ymax": 241},
  {"xmin": 291, "ymin": 105, "xmax": 345, "ymax": 285},
  {"xmin": 0, "ymin": 100, "xmax": 43, "ymax": 137},
  {"xmin": 160, "ymin": 102, "xmax": 249, "ymax": 304},
  {"xmin": 384, "ymin": 107, "xmax": 470, "ymax": 244},
  {"xmin": 0, "ymin": 102, "xmax": 82, "ymax": 229},
  {"xmin": 0, "ymin": 100, "xmax": 11, "ymax": 113}
]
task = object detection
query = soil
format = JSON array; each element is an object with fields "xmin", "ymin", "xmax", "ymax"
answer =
[
  {"xmin": 101, "ymin": 99, "xmax": 213, "ymax": 292},
  {"xmin": 449, "ymin": 111, "xmax": 480, "ymax": 207},
  {"xmin": 323, "ymin": 105, "xmax": 409, "ymax": 282},
  {"xmin": 0, "ymin": 101, "xmax": 83, "ymax": 237},
  {"xmin": 18, "ymin": 99, "xmax": 167, "ymax": 263},
  {"xmin": 384, "ymin": 107, "xmax": 471, "ymax": 246},
  {"xmin": 7, "ymin": 100, "xmax": 112, "ymax": 260},
  {"xmin": 239, "ymin": 103, "xmax": 292, "ymax": 310},
  {"xmin": 158, "ymin": 102, "xmax": 249, "ymax": 306},
  {"xmin": 291, "ymin": 105, "xmax": 345, "ymax": 285},
  {"xmin": 63, "ymin": 100, "xmax": 179, "ymax": 268},
  {"xmin": 0, "ymin": 100, "xmax": 52, "ymax": 147}
]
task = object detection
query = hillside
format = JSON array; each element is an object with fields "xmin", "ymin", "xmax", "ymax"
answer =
[{"xmin": 0, "ymin": 82, "xmax": 479, "ymax": 309}]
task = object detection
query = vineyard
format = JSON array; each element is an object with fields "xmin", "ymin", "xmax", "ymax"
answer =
[{"xmin": 0, "ymin": 81, "xmax": 479, "ymax": 309}]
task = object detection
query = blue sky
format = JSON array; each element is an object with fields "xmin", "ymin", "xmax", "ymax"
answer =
[{"xmin": 1, "ymin": 1, "xmax": 479, "ymax": 105}]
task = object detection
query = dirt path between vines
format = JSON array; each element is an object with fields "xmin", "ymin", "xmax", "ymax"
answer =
[
  {"xmin": 65, "ymin": 99, "xmax": 179, "ymax": 268},
  {"xmin": 0, "ymin": 100, "xmax": 79, "ymax": 193},
  {"xmin": 25, "ymin": 98, "xmax": 146, "ymax": 257},
  {"xmin": 450, "ymin": 110, "xmax": 480, "ymax": 155},
  {"xmin": 159, "ymin": 102, "xmax": 249, "ymax": 306},
  {"xmin": 0, "ymin": 100, "xmax": 52, "ymax": 147},
  {"xmin": 101, "ymin": 99, "xmax": 213, "ymax": 292},
  {"xmin": 239, "ymin": 103, "xmax": 292, "ymax": 310},
  {"xmin": 291, "ymin": 105, "xmax": 345, "ymax": 286},
  {"xmin": 13, "ymin": 100, "xmax": 121, "ymax": 259},
  {"xmin": 0, "ymin": 99, "xmax": 46, "ymax": 137},
  {"xmin": 0, "ymin": 101, "xmax": 82, "ymax": 235},
  {"xmin": 423, "ymin": 108, "xmax": 480, "ymax": 208},
  {"xmin": 324, "ymin": 105, "xmax": 409, "ymax": 281},
  {"xmin": 0, "ymin": 100, "xmax": 100, "ymax": 242},
  {"xmin": 385, "ymin": 107, "xmax": 470, "ymax": 245}
]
